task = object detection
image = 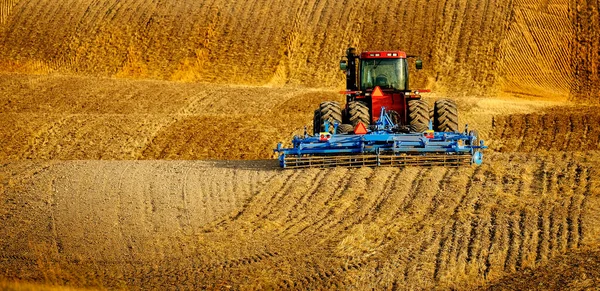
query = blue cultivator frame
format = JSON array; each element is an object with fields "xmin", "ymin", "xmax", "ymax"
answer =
[{"xmin": 274, "ymin": 108, "xmax": 487, "ymax": 169}]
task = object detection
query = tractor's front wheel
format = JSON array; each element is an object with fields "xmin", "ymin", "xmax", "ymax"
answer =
[
  {"xmin": 313, "ymin": 101, "xmax": 343, "ymax": 134},
  {"xmin": 407, "ymin": 100, "xmax": 430, "ymax": 132},
  {"xmin": 348, "ymin": 101, "xmax": 370, "ymax": 128},
  {"xmin": 433, "ymin": 99, "xmax": 459, "ymax": 132},
  {"xmin": 337, "ymin": 124, "xmax": 355, "ymax": 134}
]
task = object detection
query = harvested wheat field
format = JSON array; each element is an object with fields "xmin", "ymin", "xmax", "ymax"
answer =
[{"xmin": 1, "ymin": 0, "xmax": 600, "ymax": 290}]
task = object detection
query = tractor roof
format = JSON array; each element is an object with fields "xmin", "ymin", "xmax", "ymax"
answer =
[{"xmin": 360, "ymin": 51, "xmax": 407, "ymax": 59}]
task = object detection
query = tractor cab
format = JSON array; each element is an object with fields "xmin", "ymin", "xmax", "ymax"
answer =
[
  {"xmin": 359, "ymin": 52, "xmax": 409, "ymax": 91},
  {"xmin": 338, "ymin": 49, "xmax": 425, "ymax": 126}
]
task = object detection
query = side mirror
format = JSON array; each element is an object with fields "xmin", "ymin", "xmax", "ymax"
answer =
[
  {"xmin": 340, "ymin": 60, "xmax": 348, "ymax": 70},
  {"xmin": 416, "ymin": 59, "xmax": 423, "ymax": 70}
]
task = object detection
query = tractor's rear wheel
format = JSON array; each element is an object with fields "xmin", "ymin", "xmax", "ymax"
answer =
[
  {"xmin": 337, "ymin": 124, "xmax": 355, "ymax": 134},
  {"xmin": 312, "ymin": 109, "xmax": 320, "ymax": 135},
  {"xmin": 314, "ymin": 101, "xmax": 343, "ymax": 134},
  {"xmin": 387, "ymin": 110, "xmax": 400, "ymax": 126},
  {"xmin": 348, "ymin": 101, "xmax": 370, "ymax": 128},
  {"xmin": 434, "ymin": 99, "xmax": 459, "ymax": 132},
  {"xmin": 407, "ymin": 100, "xmax": 430, "ymax": 132}
]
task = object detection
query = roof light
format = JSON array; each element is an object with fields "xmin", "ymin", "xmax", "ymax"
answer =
[
  {"xmin": 387, "ymin": 53, "xmax": 392, "ymax": 56},
  {"xmin": 393, "ymin": 53, "xmax": 398, "ymax": 56},
  {"xmin": 375, "ymin": 53, "xmax": 380, "ymax": 57}
]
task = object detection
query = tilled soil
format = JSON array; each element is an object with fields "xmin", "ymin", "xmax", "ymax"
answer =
[
  {"xmin": 1, "ymin": 1, "xmax": 600, "ymax": 288},
  {"xmin": 1, "ymin": 152, "xmax": 599, "ymax": 290},
  {"xmin": 1, "ymin": 0, "xmax": 598, "ymax": 100},
  {"xmin": 491, "ymin": 107, "xmax": 600, "ymax": 152}
]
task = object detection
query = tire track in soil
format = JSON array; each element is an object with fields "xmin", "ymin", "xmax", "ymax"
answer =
[
  {"xmin": 566, "ymin": 164, "xmax": 583, "ymax": 250},
  {"xmin": 312, "ymin": 167, "xmax": 376, "ymax": 235},
  {"xmin": 293, "ymin": 169, "xmax": 363, "ymax": 236},
  {"xmin": 502, "ymin": 213, "xmax": 518, "ymax": 272},
  {"xmin": 532, "ymin": 156, "xmax": 553, "ymax": 265},
  {"xmin": 254, "ymin": 169, "xmax": 305, "ymax": 221},
  {"xmin": 116, "ymin": 163, "xmax": 134, "ymax": 261},
  {"xmin": 284, "ymin": 258, "xmax": 371, "ymax": 290},
  {"xmin": 491, "ymin": 110, "xmax": 600, "ymax": 152},
  {"xmin": 321, "ymin": 168, "xmax": 404, "ymax": 239},
  {"xmin": 535, "ymin": 200, "xmax": 548, "ymax": 265},
  {"xmin": 454, "ymin": 168, "xmax": 486, "ymax": 257},
  {"xmin": 370, "ymin": 167, "xmax": 421, "ymax": 235},
  {"xmin": 264, "ymin": 169, "xmax": 326, "ymax": 224},
  {"xmin": 204, "ymin": 250, "xmax": 281, "ymax": 271},
  {"xmin": 451, "ymin": 169, "xmax": 489, "ymax": 280},
  {"xmin": 434, "ymin": 223, "xmax": 452, "ymax": 281},
  {"xmin": 514, "ymin": 210, "xmax": 527, "ymax": 271},
  {"xmin": 279, "ymin": 169, "xmax": 351, "ymax": 237},
  {"xmin": 360, "ymin": 167, "xmax": 437, "ymax": 248},
  {"xmin": 361, "ymin": 167, "xmax": 405, "ymax": 225},
  {"xmin": 402, "ymin": 226, "xmax": 442, "ymax": 284},
  {"xmin": 428, "ymin": 168, "xmax": 456, "ymax": 216},
  {"xmin": 178, "ymin": 166, "xmax": 197, "ymax": 234},
  {"xmin": 213, "ymin": 170, "xmax": 296, "ymax": 227},
  {"xmin": 578, "ymin": 166, "xmax": 592, "ymax": 246},
  {"xmin": 433, "ymin": 165, "xmax": 482, "ymax": 281},
  {"xmin": 400, "ymin": 167, "xmax": 434, "ymax": 213},
  {"xmin": 468, "ymin": 169, "xmax": 499, "ymax": 276},
  {"xmin": 47, "ymin": 174, "xmax": 63, "ymax": 257},
  {"xmin": 387, "ymin": 168, "xmax": 456, "ymax": 285}
]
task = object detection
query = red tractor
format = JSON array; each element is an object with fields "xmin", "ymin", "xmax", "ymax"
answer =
[{"xmin": 313, "ymin": 48, "xmax": 458, "ymax": 135}]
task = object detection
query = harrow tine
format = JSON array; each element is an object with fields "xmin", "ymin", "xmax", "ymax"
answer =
[{"xmin": 281, "ymin": 154, "xmax": 472, "ymax": 169}]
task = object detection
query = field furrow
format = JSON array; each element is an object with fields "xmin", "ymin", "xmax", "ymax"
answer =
[
  {"xmin": 2, "ymin": 0, "xmax": 600, "ymax": 290},
  {"xmin": 1, "ymin": 150, "xmax": 600, "ymax": 289}
]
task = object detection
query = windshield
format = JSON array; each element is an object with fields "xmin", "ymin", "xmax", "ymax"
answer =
[{"xmin": 360, "ymin": 58, "xmax": 408, "ymax": 90}]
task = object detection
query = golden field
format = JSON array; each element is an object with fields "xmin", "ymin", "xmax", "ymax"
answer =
[{"xmin": 1, "ymin": 0, "xmax": 600, "ymax": 290}]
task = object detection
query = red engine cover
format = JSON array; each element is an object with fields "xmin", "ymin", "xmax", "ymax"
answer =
[{"xmin": 371, "ymin": 89, "xmax": 406, "ymax": 123}]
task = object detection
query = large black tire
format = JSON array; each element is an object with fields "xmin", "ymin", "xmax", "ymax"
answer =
[
  {"xmin": 433, "ymin": 99, "xmax": 459, "ymax": 132},
  {"xmin": 312, "ymin": 109, "xmax": 320, "ymax": 135},
  {"xmin": 348, "ymin": 101, "xmax": 370, "ymax": 128},
  {"xmin": 314, "ymin": 101, "xmax": 342, "ymax": 134},
  {"xmin": 387, "ymin": 110, "xmax": 400, "ymax": 126},
  {"xmin": 337, "ymin": 124, "xmax": 355, "ymax": 134},
  {"xmin": 407, "ymin": 99, "xmax": 430, "ymax": 132}
]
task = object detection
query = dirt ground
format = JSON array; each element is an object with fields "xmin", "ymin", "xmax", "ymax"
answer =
[
  {"xmin": 1, "ymin": 74, "xmax": 599, "ymax": 290},
  {"xmin": 1, "ymin": 153, "xmax": 599, "ymax": 290},
  {"xmin": 2, "ymin": 0, "xmax": 600, "ymax": 290}
]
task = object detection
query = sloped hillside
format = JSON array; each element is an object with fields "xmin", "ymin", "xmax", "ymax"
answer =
[{"xmin": 1, "ymin": 0, "xmax": 597, "ymax": 100}]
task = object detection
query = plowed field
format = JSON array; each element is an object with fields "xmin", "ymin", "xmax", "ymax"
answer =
[
  {"xmin": 2, "ymin": 0, "xmax": 600, "ymax": 290},
  {"xmin": 2, "ymin": 153, "xmax": 600, "ymax": 290},
  {"xmin": 1, "ymin": 0, "xmax": 599, "ymax": 101}
]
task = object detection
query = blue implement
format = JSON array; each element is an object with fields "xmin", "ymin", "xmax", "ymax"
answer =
[{"xmin": 274, "ymin": 107, "xmax": 487, "ymax": 169}]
